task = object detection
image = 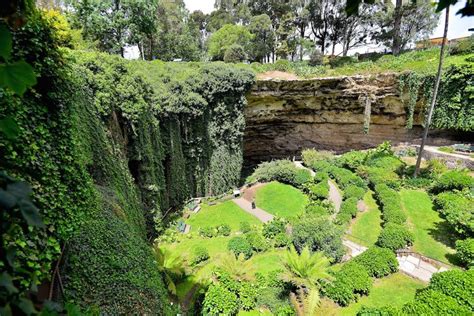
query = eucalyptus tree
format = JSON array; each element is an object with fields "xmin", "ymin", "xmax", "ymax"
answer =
[
  {"xmin": 69, "ymin": 0, "xmax": 158, "ymax": 57},
  {"xmin": 247, "ymin": 14, "xmax": 275, "ymax": 62},
  {"xmin": 373, "ymin": 0, "xmax": 439, "ymax": 55}
]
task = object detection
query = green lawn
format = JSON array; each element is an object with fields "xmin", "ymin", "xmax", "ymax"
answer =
[
  {"xmin": 186, "ymin": 200, "xmax": 262, "ymax": 232},
  {"xmin": 335, "ymin": 273, "xmax": 425, "ymax": 315},
  {"xmin": 400, "ymin": 189, "xmax": 455, "ymax": 263},
  {"xmin": 248, "ymin": 249, "xmax": 285, "ymax": 274},
  {"xmin": 255, "ymin": 181, "xmax": 308, "ymax": 219},
  {"xmin": 346, "ymin": 191, "xmax": 382, "ymax": 247}
]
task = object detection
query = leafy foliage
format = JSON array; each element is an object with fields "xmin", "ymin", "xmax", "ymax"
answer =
[
  {"xmin": 353, "ymin": 247, "xmax": 398, "ymax": 278},
  {"xmin": 455, "ymin": 238, "xmax": 474, "ymax": 268},
  {"xmin": 292, "ymin": 216, "xmax": 345, "ymax": 262},
  {"xmin": 322, "ymin": 261, "xmax": 372, "ymax": 306},
  {"xmin": 228, "ymin": 236, "xmax": 253, "ymax": 259},
  {"xmin": 248, "ymin": 160, "xmax": 312, "ymax": 188},
  {"xmin": 377, "ymin": 223, "xmax": 414, "ymax": 251}
]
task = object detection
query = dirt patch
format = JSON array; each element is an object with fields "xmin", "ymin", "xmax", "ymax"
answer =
[
  {"xmin": 242, "ymin": 182, "xmax": 267, "ymax": 202},
  {"xmin": 357, "ymin": 200, "xmax": 367, "ymax": 212},
  {"xmin": 256, "ymin": 71, "xmax": 299, "ymax": 81}
]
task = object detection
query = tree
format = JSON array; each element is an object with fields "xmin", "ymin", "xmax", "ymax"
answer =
[
  {"xmin": 281, "ymin": 246, "xmax": 331, "ymax": 315},
  {"xmin": 291, "ymin": 0, "xmax": 311, "ymax": 60},
  {"xmin": 153, "ymin": 246, "xmax": 186, "ymax": 296},
  {"xmin": 276, "ymin": 12, "xmax": 298, "ymax": 60},
  {"xmin": 308, "ymin": 0, "xmax": 334, "ymax": 54},
  {"xmin": 247, "ymin": 14, "xmax": 275, "ymax": 62},
  {"xmin": 217, "ymin": 253, "xmax": 255, "ymax": 280},
  {"xmin": 373, "ymin": 0, "xmax": 439, "ymax": 54},
  {"xmin": 414, "ymin": 5, "xmax": 450, "ymax": 177},
  {"xmin": 69, "ymin": 0, "xmax": 158, "ymax": 57},
  {"xmin": 207, "ymin": 24, "xmax": 253, "ymax": 60},
  {"xmin": 292, "ymin": 216, "xmax": 345, "ymax": 262}
]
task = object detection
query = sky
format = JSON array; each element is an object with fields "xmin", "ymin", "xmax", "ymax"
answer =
[{"xmin": 183, "ymin": 0, "xmax": 474, "ymax": 40}]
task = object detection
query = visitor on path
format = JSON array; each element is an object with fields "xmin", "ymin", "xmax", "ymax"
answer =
[{"xmin": 251, "ymin": 199, "xmax": 256, "ymax": 209}]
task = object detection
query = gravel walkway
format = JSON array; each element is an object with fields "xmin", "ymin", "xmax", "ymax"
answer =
[
  {"xmin": 232, "ymin": 198, "xmax": 274, "ymax": 223},
  {"xmin": 328, "ymin": 179, "xmax": 342, "ymax": 213}
]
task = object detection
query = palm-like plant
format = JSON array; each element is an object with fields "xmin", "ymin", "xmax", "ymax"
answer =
[
  {"xmin": 153, "ymin": 245, "xmax": 186, "ymax": 295},
  {"xmin": 217, "ymin": 252, "xmax": 255, "ymax": 281},
  {"xmin": 282, "ymin": 246, "xmax": 331, "ymax": 316}
]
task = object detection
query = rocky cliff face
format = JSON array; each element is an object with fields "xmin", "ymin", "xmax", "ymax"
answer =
[{"xmin": 244, "ymin": 74, "xmax": 464, "ymax": 163}]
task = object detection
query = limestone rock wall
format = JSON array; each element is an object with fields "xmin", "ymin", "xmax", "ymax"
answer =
[{"xmin": 244, "ymin": 74, "xmax": 467, "ymax": 163}]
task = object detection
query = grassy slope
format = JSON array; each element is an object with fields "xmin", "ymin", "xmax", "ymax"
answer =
[
  {"xmin": 335, "ymin": 273, "xmax": 425, "ymax": 315},
  {"xmin": 186, "ymin": 200, "xmax": 261, "ymax": 231},
  {"xmin": 255, "ymin": 181, "xmax": 308, "ymax": 219},
  {"xmin": 247, "ymin": 49, "xmax": 473, "ymax": 79},
  {"xmin": 163, "ymin": 200, "xmax": 266, "ymax": 301},
  {"xmin": 400, "ymin": 189, "xmax": 455, "ymax": 263},
  {"xmin": 346, "ymin": 191, "xmax": 382, "ymax": 247}
]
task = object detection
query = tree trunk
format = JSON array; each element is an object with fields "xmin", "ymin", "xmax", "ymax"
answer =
[
  {"xmin": 392, "ymin": 0, "xmax": 403, "ymax": 56},
  {"xmin": 414, "ymin": 6, "xmax": 450, "ymax": 177}
]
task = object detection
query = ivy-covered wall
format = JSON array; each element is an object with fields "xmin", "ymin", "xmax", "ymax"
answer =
[{"xmin": 1, "ymin": 9, "xmax": 254, "ymax": 314}]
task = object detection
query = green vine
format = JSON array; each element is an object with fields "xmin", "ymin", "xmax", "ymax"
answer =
[{"xmin": 399, "ymin": 72, "xmax": 423, "ymax": 129}]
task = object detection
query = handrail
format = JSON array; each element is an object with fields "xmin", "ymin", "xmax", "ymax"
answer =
[{"xmin": 395, "ymin": 249, "xmax": 457, "ymax": 269}]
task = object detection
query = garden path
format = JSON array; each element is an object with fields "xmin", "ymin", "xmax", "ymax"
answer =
[
  {"xmin": 342, "ymin": 238, "xmax": 450, "ymax": 282},
  {"xmin": 328, "ymin": 179, "xmax": 342, "ymax": 214},
  {"xmin": 232, "ymin": 198, "xmax": 274, "ymax": 223},
  {"xmin": 293, "ymin": 160, "xmax": 316, "ymax": 177}
]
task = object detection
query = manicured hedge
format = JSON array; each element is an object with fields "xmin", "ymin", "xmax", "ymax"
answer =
[
  {"xmin": 402, "ymin": 289, "xmax": 471, "ymax": 315},
  {"xmin": 328, "ymin": 166, "xmax": 367, "ymax": 190},
  {"xmin": 335, "ymin": 197, "xmax": 359, "ymax": 225},
  {"xmin": 431, "ymin": 170, "xmax": 474, "ymax": 193},
  {"xmin": 323, "ymin": 261, "xmax": 372, "ymax": 306},
  {"xmin": 344, "ymin": 185, "xmax": 366, "ymax": 201},
  {"xmin": 228, "ymin": 237, "xmax": 253, "ymax": 259},
  {"xmin": 455, "ymin": 238, "xmax": 474, "ymax": 268},
  {"xmin": 353, "ymin": 247, "xmax": 398, "ymax": 278},
  {"xmin": 425, "ymin": 269, "xmax": 474, "ymax": 311},
  {"xmin": 434, "ymin": 191, "xmax": 474, "ymax": 237},
  {"xmin": 377, "ymin": 223, "xmax": 414, "ymax": 251},
  {"xmin": 373, "ymin": 184, "xmax": 406, "ymax": 225},
  {"xmin": 248, "ymin": 160, "xmax": 312, "ymax": 188},
  {"xmin": 306, "ymin": 181, "xmax": 329, "ymax": 201},
  {"xmin": 192, "ymin": 246, "xmax": 210, "ymax": 265}
]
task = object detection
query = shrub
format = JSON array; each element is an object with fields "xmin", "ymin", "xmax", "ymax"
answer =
[
  {"xmin": 362, "ymin": 167, "xmax": 400, "ymax": 189},
  {"xmin": 402, "ymin": 289, "xmax": 471, "ymax": 315},
  {"xmin": 202, "ymin": 283, "xmax": 239, "ymax": 315},
  {"xmin": 344, "ymin": 185, "xmax": 366, "ymax": 200},
  {"xmin": 328, "ymin": 167, "xmax": 367, "ymax": 190},
  {"xmin": 240, "ymin": 221, "xmax": 251, "ymax": 233},
  {"xmin": 357, "ymin": 306, "xmax": 400, "ymax": 316},
  {"xmin": 323, "ymin": 261, "xmax": 372, "ymax": 306},
  {"xmin": 292, "ymin": 216, "xmax": 345, "ymax": 262},
  {"xmin": 302, "ymin": 149, "xmax": 334, "ymax": 166},
  {"xmin": 329, "ymin": 56, "xmax": 356, "ymax": 68},
  {"xmin": 248, "ymin": 160, "xmax": 310, "ymax": 188},
  {"xmin": 245, "ymin": 231, "xmax": 268, "ymax": 252},
  {"xmin": 309, "ymin": 160, "xmax": 332, "ymax": 172},
  {"xmin": 365, "ymin": 155, "xmax": 405, "ymax": 173},
  {"xmin": 314, "ymin": 172, "xmax": 329, "ymax": 183},
  {"xmin": 224, "ymin": 44, "xmax": 247, "ymax": 63},
  {"xmin": 338, "ymin": 151, "xmax": 368, "ymax": 170},
  {"xmin": 263, "ymin": 218, "xmax": 286, "ymax": 239},
  {"xmin": 335, "ymin": 197, "xmax": 358, "ymax": 225},
  {"xmin": 373, "ymin": 184, "xmax": 406, "ymax": 225},
  {"xmin": 192, "ymin": 246, "xmax": 210, "ymax": 265},
  {"xmin": 427, "ymin": 158, "xmax": 448, "ymax": 178},
  {"xmin": 455, "ymin": 238, "xmax": 474, "ymax": 268},
  {"xmin": 353, "ymin": 247, "xmax": 398, "ymax": 278},
  {"xmin": 431, "ymin": 170, "xmax": 474, "ymax": 193},
  {"xmin": 217, "ymin": 224, "xmax": 231, "ymax": 236},
  {"xmin": 377, "ymin": 223, "xmax": 414, "ymax": 251},
  {"xmin": 434, "ymin": 192, "xmax": 474, "ymax": 236},
  {"xmin": 304, "ymin": 202, "xmax": 330, "ymax": 217},
  {"xmin": 199, "ymin": 226, "xmax": 217, "ymax": 238},
  {"xmin": 294, "ymin": 168, "xmax": 312, "ymax": 186},
  {"xmin": 274, "ymin": 59, "xmax": 291, "ymax": 72},
  {"xmin": 308, "ymin": 50, "xmax": 323, "ymax": 66},
  {"xmin": 274, "ymin": 233, "xmax": 291, "ymax": 248},
  {"xmin": 239, "ymin": 282, "xmax": 258, "ymax": 311},
  {"xmin": 426, "ymin": 269, "xmax": 474, "ymax": 310},
  {"xmin": 228, "ymin": 237, "xmax": 253, "ymax": 259},
  {"xmin": 306, "ymin": 181, "xmax": 329, "ymax": 201},
  {"xmin": 450, "ymin": 35, "xmax": 474, "ymax": 55}
]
